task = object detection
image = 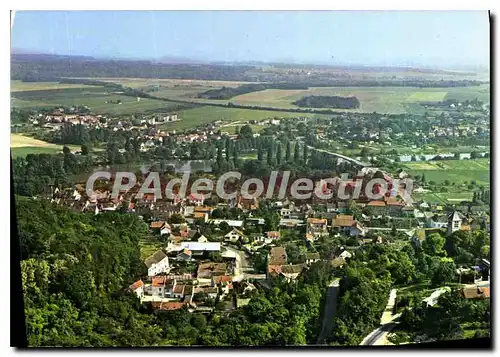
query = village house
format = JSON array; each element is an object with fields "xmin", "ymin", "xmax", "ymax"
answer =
[
  {"xmin": 332, "ymin": 214, "xmax": 365, "ymax": 237},
  {"xmin": 461, "ymin": 286, "xmax": 490, "ymax": 300},
  {"xmin": 367, "ymin": 200, "xmax": 387, "ymax": 216},
  {"xmin": 148, "ymin": 276, "xmax": 169, "ymax": 298},
  {"xmin": 307, "ymin": 217, "xmax": 329, "ymax": 234},
  {"xmin": 128, "ymin": 280, "xmax": 144, "ymax": 299},
  {"xmin": 447, "ymin": 210, "xmax": 465, "ymax": 235},
  {"xmin": 197, "ymin": 262, "xmax": 227, "ymax": 280},
  {"xmin": 176, "ymin": 248, "xmax": 193, "ymax": 261},
  {"xmin": 144, "ymin": 250, "xmax": 170, "ymax": 277},
  {"xmin": 265, "ymin": 231, "xmax": 281, "ymax": 243},
  {"xmin": 150, "ymin": 220, "xmax": 166, "ymax": 233},
  {"xmin": 209, "ymin": 219, "xmax": 244, "ymax": 228},
  {"xmin": 305, "ymin": 252, "xmax": 321, "ymax": 265},
  {"xmin": 224, "ymin": 228, "xmax": 245, "ymax": 243},
  {"xmin": 280, "ymin": 264, "xmax": 307, "ymax": 282}
]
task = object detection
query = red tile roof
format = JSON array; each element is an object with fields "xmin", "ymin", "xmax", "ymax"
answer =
[
  {"xmin": 129, "ymin": 280, "xmax": 144, "ymax": 291},
  {"xmin": 152, "ymin": 301, "xmax": 187, "ymax": 311},
  {"xmin": 266, "ymin": 231, "xmax": 281, "ymax": 239},
  {"xmin": 213, "ymin": 275, "xmax": 232, "ymax": 284},
  {"xmin": 152, "ymin": 276, "xmax": 167, "ymax": 287},
  {"xmin": 307, "ymin": 218, "xmax": 328, "ymax": 225},
  {"xmin": 150, "ymin": 221, "xmax": 165, "ymax": 229},
  {"xmin": 267, "ymin": 264, "xmax": 283, "ymax": 276}
]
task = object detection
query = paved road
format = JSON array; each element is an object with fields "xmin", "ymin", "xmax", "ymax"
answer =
[
  {"xmin": 307, "ymin": 145, "xmax": 371, "ymax": 167},
  {"xmin": 224, "ymin": 245, "xmax": 252, "ymax": 276},
  {"xmin": 422, "ymin": 287, "xmax": 451, "ymax": 307},
  {"xmin": 361, "ymin": 286, "xmax": 458, "ymax": 346},
  {"xmin": 317, "ymin": 279, "xmax": 341, "ymax": 344},
  {"xmin": 361, "ymin": 322, "xmax": 398, "ymax": 346},
  {"xmin": 360, "ymin": 289, "xmax": 398, "ymax": 346}
]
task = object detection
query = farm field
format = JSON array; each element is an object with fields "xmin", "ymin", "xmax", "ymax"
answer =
[
  {"xmin": 161, "ymin": 106, "xmax": 326, "ymax": 131},
  {"xmin": 230, "ymin": 85, "xmax": 489, "ymax": 114},
  {"xmin": 11, "ymin": 86, "xmax": 183, "ymax": 115},
  {"xmin": 412, "ymin": 191, "xmax": 475, "ymax": 204},
  {"xmin": 444, "ymin": 84, "xmax": 490, "ymax": 103},
  {"xmin": 11, "ymin": 80, "xmax": 100, "ymax": 92},
  {"xmin": 403, "ymin": 158, "xmax": 490, "ymax": 186},
  {"xmin": 10, "ymin": 133, "xmax": 80, "ymax": 158},
  {"xmin": 81, "ymin": 77, "xmax": 255, "ymax": 89}
]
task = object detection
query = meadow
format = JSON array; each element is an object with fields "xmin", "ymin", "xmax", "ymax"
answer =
[
  {"xmin": 403, "ymin": 158, "xmax": 490, "ymax": 186},
  {"xmin": 11, "ymin": 80, "xmax": 100, "ymax": 92},
  {"xmin": 10, "ymin": 133, "xmax": 80, "ymax": 158},
  {"xmin": 11, "ymin": 86, "xmax": 183, "ymax": 115},
  {"xmin": 11, "ymin": 79, "xmax": 490, "ymax": 119},
  {"xmin": 230, "ymin": 86, "xmax": 489, "ymax": 114}
]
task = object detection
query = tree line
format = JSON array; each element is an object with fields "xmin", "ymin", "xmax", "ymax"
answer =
[{"xmin": 294, "ymin": 95, "xmax": 360, "ymax": 109}]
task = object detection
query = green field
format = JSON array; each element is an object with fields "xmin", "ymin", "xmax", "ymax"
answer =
[
  {"xmin": 404, "ymin": 159, "xmax": 490, "ymax": 186},
  {"xmin": 11, "ymin": 80, "xmax": 490, "ymax": 119},
  {"xmin": 229, "ymin": 85, "xmax": 489, "ymax": 114},
  {"xmin": 412, "ymin": 191, "xmax": 475, "ymax": 204},
  {"xmin": 160, "ymin": 106, "xmax": 326, "ymax": 131},
  {"xmin": 11, "ymin": 133, "xmax": 81, "ymax": 158},
  {"xmin": 11, "ymin": 146, "xmax": 67, "ymax": 158},
  {"xmin": 405, "ymin": 158, "xmax": 490, "ymax": 203},
  {"xmin": 444, "ymin": 84, "xmax": 491, "ymax": 103},
  {"xmin": 11, "ymin": 86, "xmax": 182, "ymax": 115},
  {"xmin": 11, "ymin": 80, "xmax": 100, "ymax": 92}
]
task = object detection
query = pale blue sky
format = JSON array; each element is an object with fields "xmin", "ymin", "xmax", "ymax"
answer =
[{"xmin": 11, "ymin": 11, "xmax": 490, "ymax": 69}]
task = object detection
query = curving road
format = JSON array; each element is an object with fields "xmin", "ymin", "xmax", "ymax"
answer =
[
  {"xmin": 360, "ymin": 289, "xmax": 398, "ymax": 346},
  {"xmin": 307, "ymin": 145, "xmax": 371, "ymax": 168}
]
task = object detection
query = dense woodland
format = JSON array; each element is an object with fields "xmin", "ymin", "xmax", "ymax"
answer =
[
  {"xmin": 294, "ymin": 95, "xmax": 360, "ymax": 109},
  {"xmin": 198, "ymin": 83, "xmax": 310, "ymax": 100},
  {"xmin": 13, "ymin": 198, "xmax": 371, "ymax": 346},
  {"xmin": 12, "ymin": 54, "xmax": 484, "ymax": 87},
  {"xmin": 11, "ymin": 54, "xmax": 255, "ymax": 82}
]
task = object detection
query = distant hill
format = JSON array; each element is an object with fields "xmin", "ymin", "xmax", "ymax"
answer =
[{"xmin": 10, "ymin": 52, "xmax": 485, "ymax": 84}]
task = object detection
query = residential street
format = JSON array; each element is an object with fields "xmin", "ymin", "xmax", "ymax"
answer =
[
  {"xmin": 317, "ymin": 279, "xmax": 340, "ymax": 344},
  {"xmin": 224, "ymin": 244, "xmax": 252, "ymax": 276}
]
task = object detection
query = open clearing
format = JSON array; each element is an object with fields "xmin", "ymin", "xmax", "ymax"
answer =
[
  {"xmin": 230, "ymin": 85, "xmax": 489, "ymax": 114},
  {"xmin": 11, "ymin": 133, "xmax": 61, "ymax": 148},
  {"xmin": 404, "ymin": 159, "xmax": 490, "ymax": 186},
  {"xmin": 11, "ymin": 133, "xmax": 80, "ymax": 158}
]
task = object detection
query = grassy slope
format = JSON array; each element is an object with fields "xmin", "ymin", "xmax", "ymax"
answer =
[{"xmin": 11, "ymin": 133, "xmax": 80, "ymax": 158}]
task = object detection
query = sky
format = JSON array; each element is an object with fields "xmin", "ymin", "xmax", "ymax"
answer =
[{"xmin": 11, "ymin": 11, "xmax": 490, "ymax": 69}]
